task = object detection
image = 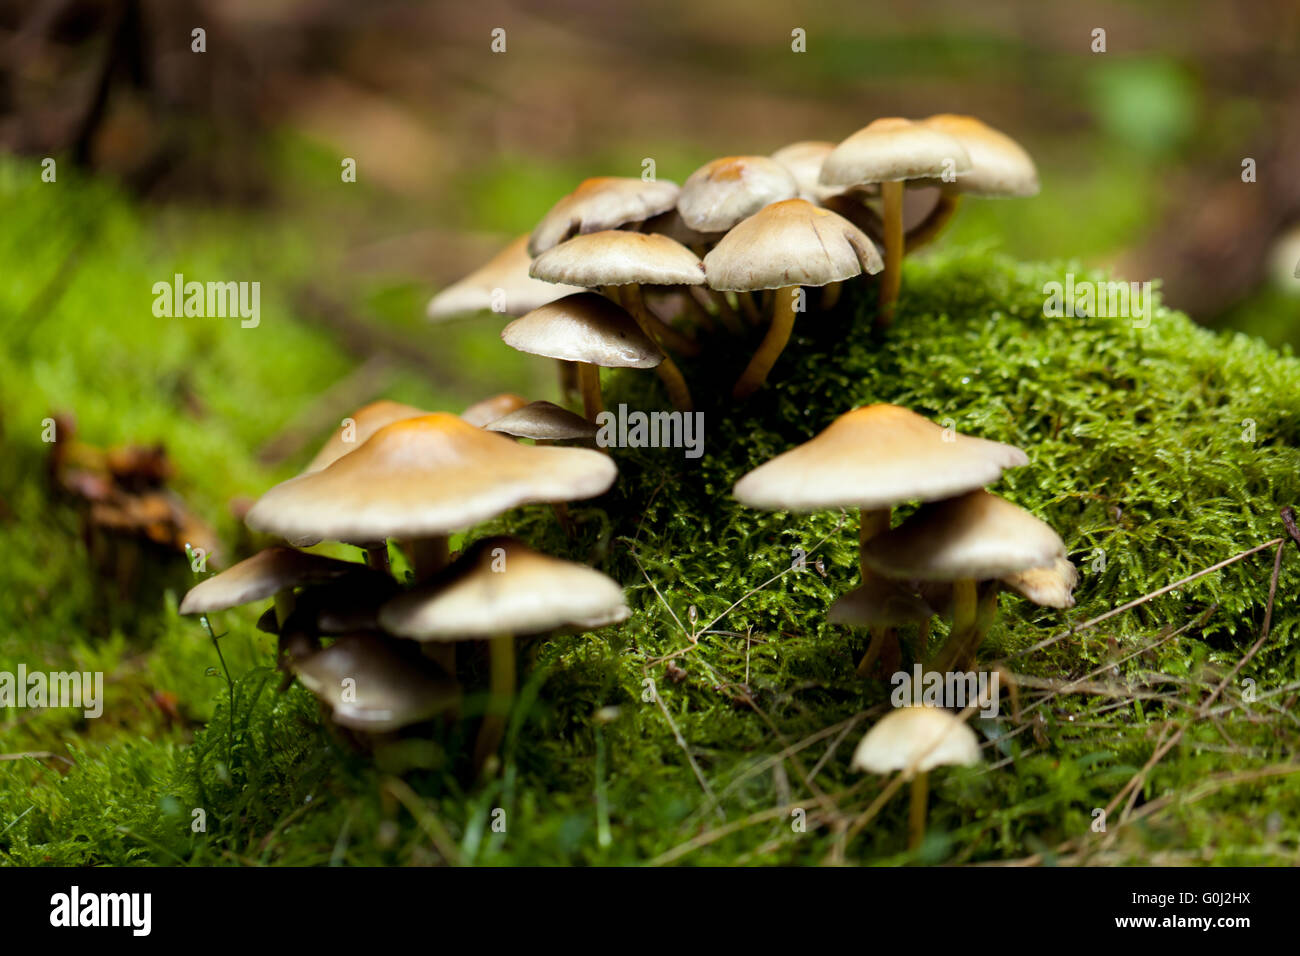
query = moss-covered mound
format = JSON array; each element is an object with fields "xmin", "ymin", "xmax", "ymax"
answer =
[{"xmin": 4, "ymin": 155, "xmax": 1298, "ymax": 864}]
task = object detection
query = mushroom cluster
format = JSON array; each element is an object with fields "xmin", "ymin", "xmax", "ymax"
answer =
[
  {"xmin": 181, "ymin": 406, "xmax": 627, "ymax": 770},
  {"xmin": 431, "ymin": 114, "xmax": 1037, "ymax": 404}
]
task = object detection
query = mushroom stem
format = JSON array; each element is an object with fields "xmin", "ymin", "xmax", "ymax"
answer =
[
  {"xmin": 855, "ymin": 626, "xmax": 894, "ymax": 678},
  {"xmin": 822, "ymin": 281, "xmax": 843, "ymax": 310},
  {"xmin": 905, "ymin": 190, "xmax": 962, "ymax": 253},
  {"xmin": 624, "ymin": 286, "xmax": 695, "ymax": 412},
  {"xmin": 859, "ymin": 507, "xmax": 891, "ymax": 580},
  {"xmin": 678, "ymin": 286, "xmax": 716, "ymax": 333},
  {"xmin": 908, "ymin": 770, "xmax": 930, "ymax": 850},
  {"xmin": 411, "ymin": 536, "xmax": 449, "ymax": 582},
  {"xmin": 732, "ymin": 285, "xmax": 798, "ymax": 399},
  {"xmin": 578, "ymin": 362, "xmax": 604, "ymax": 422},
  {"xmin": 473, "ymin": 632, "xmax": 517, "ymax": 772},
  {"xmin": 706, "ymin": 289, "xmax": 745, "ymax": 335},
  {"xmin": 931, "ymin": 578, "xmax": 981, "ymax": 673},
  {"xmin": 365, "ymin": 543, "xmax": 390, "ymax": 574},
  {"xmin": 623, "ymin": 284, "xmax": 700, "ymax": 357},
  {"xmin": 878, "ymin": 180, "xmax": 905, "ymax": 325},
  {"xmin": 738, "ymin": 290, "xmax": 763, "ymax": 326},
  {"xmin": 557, "ymin": 360, "xmax": 580, "ymax": 405}
]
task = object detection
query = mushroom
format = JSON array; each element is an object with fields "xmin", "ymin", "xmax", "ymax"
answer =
[
  {"xmin": 1001, "ymin": 556, "xmax": 1078, "ymax": 610},
  {"xmin": 290, "ymin": 633, "xmax": 461, "ymax": 733},
  {"xmin": 304, "ymin": 400, "xmax": 430, "ymax": 474},
  {"xmin": 484, "ymin": 400, "xmax": 599, "ymax": 443},
  {"xmin": 528, "ymin": 177, "xmax": 681, "ymax": 255},
  {"xmin": 860, "ymin": 489, "xmax": 1067, "ymax": 672},
  {"xmin": 905, "ymin": 114, "xmax": 1040, "ymax": 251},
  {"xmin": 426, "ymin": 235, "xmax": 583, "ymax": 321},
  {"xmin": 734, "ymin": 405, "xmax": 1028, "ymax": 674},
  {"xmin": 379, "ymin": 535, "xmax": 629, "ymax": 769},
  {"xmin": 460, "ymin": 392, "xmax": 529, "ymax": 428},
  {"xmin": 819, "ymin": 118, "xmax": 971, "ymax": 323},
  {"xmin": 850, "ymin": 705, "xmax": 981, "ymax": 850},
  {"xmin": 677, "ymin": 156, "xmax": 799, "ymax": 233},
  {"xmin": 179, "ymin": 546, "xmax": 372, "ymax": 628},
  {"xmin": 500, "ymin": 292, "xmax": 664, "ymax": 422},
  {"xmin": 245, "ymin": 413, "xmax": 617, "ymax": 583},
  {"xmin": 529, "ymin": 230, "xmax": 705, "ymax": 411},
  {"xmin": 827, "ymin": 577, "xmax": 935, "ymax": 677},
  {"xmin": 703, "ymin": 199, "xmax": 882, "ymax": 398},
  {"xmin": 769, "ymin": 141, "xmax": 839, "ymax": 205}
]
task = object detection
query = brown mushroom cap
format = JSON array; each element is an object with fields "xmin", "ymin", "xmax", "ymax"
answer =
[
  {"xmin": 703, "ymin": 199, "xmax": 882, "ymax": 292},
  {"xmin": 305, "ymin": 400, "xmax": 431, "ymax": 474},
  {"xmin": 427, "ymin": 235, "xmax": 583, "ymax": 320},
  {"xmin": 1001, "ymin": 557, "xmax": 1078, "ymax": 608},
  {"xmin": 245, "ymin": 413, "xmax": 617, "ymax": 546},
  {"xmin": 919, "ymin": 114, "xmax": 1039, "ymax": 198},
  {"xmin": 850, "ymin": 706, "xmax": 982, "ymax": 775},
  {"xmin": 827, "ymin": 578, "xmax": 935, "ymax": 628},
  {"xmin": 485, "ymin": 400, "xmax": 599, "ymax": 442},
  {"xmin": 820, "ymin": 117, "xmax": 972, "ymax": 188},
  {"xmin": 643, "ymin": 208, "xmax": 725, "ymax": 248},
  {"xmin": 291, "ymin": 633, "xmax": 460, "ymax": 732},
  {"xmin": 733, "ymin": 404, "xmax": 1027, "ymax": 512},
  {"xmin": 379, "ymin": 536, "xmax": 629, "ymax": 641},
  {"xmin": 501, "ymin": 292, "xmax": 665, "ymax": 368},
  {"xmin": 529, "ymin": 177, "xmax": 681, "ymax": 256},
  {"xmin": 862, "ymin": 490, "xmax": 1067, "ymax": 582},
  {"xmin": 179, "ymin": 547, "xmax": 366, "ymax": 615},
  {"xmin": 677, "ymin": 156, "xmax": 800, "ymax": 232},
  {"xmin": 460, "ymin": 393, "xmax": 530, "ymax": 428},
  {"xmin": 529, "ymin": 231, "xmax": 705, "ymax": 288}
]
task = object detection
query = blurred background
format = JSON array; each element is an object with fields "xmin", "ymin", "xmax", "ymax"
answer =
[{"xmin": 4, "ymin": 0, "xmax": 1299, "ymax": 348}]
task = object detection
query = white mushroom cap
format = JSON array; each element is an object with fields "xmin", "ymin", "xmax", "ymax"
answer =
[
  {"xmin": 529, "ymin": 177, "xmax": 681, "ymax": 255},
  {"xmin": 501, "ymin": 292, "xmax": 665, "ymax": 368},
  {"xmin": 820, "ymin": 117, "xmax": 972, "ymax": 188},
  {"xmin": 291, "ymin": 633, "xmax": 460, "ymax": 732},
  {"xmin": 304, "ymin": 399, "xmax": 430, "ymax": 473},
  {"xmin": 426, "ymin": 235, "xmax": 583, "ymax": 320},
  {"xmin": 485, "ymin": 400, "xmax": 599, "ymax": 441},
  {"xmin": 862, "ymin": 490, "xmax": 1067, "ymax": 582},
  {"xmin": 851, "ymin": 706, "xmax": 982, "ymax": 775},
  {"xmin": 245, "ymin": 413, "xmax": 617, "ymax": 546},
  {"xmin": 919, "ymin": 114, "xmax": 1039, "ymax": 198},
  {"xmin": 379, "ymin": 536, "xmax": 629, "ymax": 641},
  {"xmin": 1002, "ymin": 557, "xmax": 1078, "ymax": 608},
  {"xmin": 703, "ymin": 199, "xmax": 882, "ymax": 292},
  {"xmin": 530, "ymin": 231, "xmax": 705, "ymax": 288},
  {"xmin": 677, "ymin": 156, "xmax": 800, "ymax": 232},
  {"xmin": 460, "ymin": 393, "xmax": 529, "ymax": 427},
  {"xmin": 827, "ymin": 578, "xmax": 934, "ymax": 628},
  {"xmin": 179, "ymin": 547, "xmax": 366, "ymax": 615},
  {"xmin": 770, "ymin": 141, "xmax": 839, "ymax": 204},
  {"xmin": 733, "ymin": 404, "xmax": 1027, "ymax": 512}
]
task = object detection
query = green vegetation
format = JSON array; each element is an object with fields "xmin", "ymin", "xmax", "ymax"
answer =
[{"xmin": 3, "ymin": 156, "xmax": 1299, "ymax": 866}]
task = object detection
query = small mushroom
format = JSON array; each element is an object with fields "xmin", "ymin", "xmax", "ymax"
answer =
[
  {"xmin": 1001, "ymin": 556, "xmax": 1078, "ymax": 609},
  {"xmin": 819, "ymin": 118, "xmax": 971, "ymax": 323},
  {"xmin": 304, "ymin": 400, "xmax": 431, "ymax": 474},
  {"xmin": 905, "ymin": 114, "xmax": 1040, "ymax": 251},
  {"xmin": 380, "ymin": 536, "xmax": 629, "ymax": 770},
  {"xmin": 427, "ymin": 235, "xmax": 583, "ymax": 320},
  {"xmin": 827, "ymin": 578, "xmax": 935, "ymax": 677},
  {"xmin": 851, "ymin": 706, "xmax": 981, "ymax": 850},
  {"xmin": 530, "ymin": 230, "xmax": 705, "ymax": 411},
  {"xmin": 179, "ymin": 546, "xmax": 370, "ymax": 628},
  {"xmin": 290, "ymin": 633, "xmax": 460, "ymax": 733},
  {"xmin": 460, "ymin": 393, "xmax": 529, "ymax": 428},
  {"xmin": 677, "ymin": 156, "xmax": 799, "ymax": 233},
  {"xmin": 529, "ymin": 177, "xmax": 681, "ymax": 255},
  {"xmin": 484, "ymin": 400, "xmax": 599, "ymax": 443},
  {"xmin": 703, "ymin": 199, "xmax": 882, "ymax": 398},
  {"xmin": 860, "ymin": 489, "xmax": 1067, "ymax": 671},
  {"xmin": 769, "ymin": 141, "xmax": 839, "ymax": 205},
  {"xmin": 245, "ymin": 413, "xmax": 617, "ymax": 582},
  {"xmin": 501, "ymin": 292, "xmax": 664, "ymax": 422}
]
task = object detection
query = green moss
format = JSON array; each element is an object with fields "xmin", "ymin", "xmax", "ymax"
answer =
[{"xmin": 4, "ymin": 155, "xmax": 1300, "ymax": 865}]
